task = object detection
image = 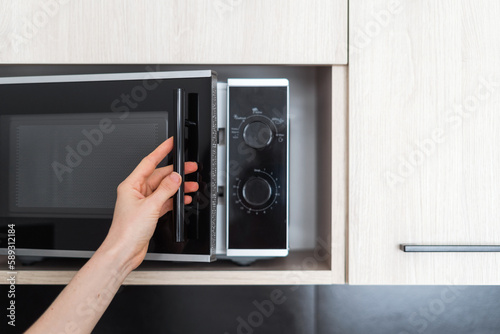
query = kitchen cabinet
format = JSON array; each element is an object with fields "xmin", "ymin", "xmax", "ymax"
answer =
[
  {"xmin": 6, "ymin": 0, "xmax": 500, "ymax": 287},
  {"xmin": 349, "ymin": 0, "xmax": 500, "ymax": 284},
  {"xmin": 0, "ymin": 0, "xmax": 347, "ymax": 64},
  {"xmin": 0, "ymin": 0, "xmax": 348, "ymax": 285}
]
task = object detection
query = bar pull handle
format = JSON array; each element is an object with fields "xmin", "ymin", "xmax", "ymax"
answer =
[
  {"xmin": 173, "ymin": 88, "xmax": 186, "ymax": 243},
  {"xmin": 400, "ymin": 245, "xmax": 500, "ymax": 252}
]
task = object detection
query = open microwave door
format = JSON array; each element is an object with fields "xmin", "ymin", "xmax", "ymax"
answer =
[{"xmin": 0, "ymin": 70, "xmax": 217, "ymax": 262}]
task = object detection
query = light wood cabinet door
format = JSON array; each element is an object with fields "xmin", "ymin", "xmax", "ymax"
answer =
[
  {"xmin": 0, "ymin": 0, "xmax": 347, "ymax": 64},
  {"xmin": 349, "ymin": 0, "xmax": 500, "ymax": 284}
]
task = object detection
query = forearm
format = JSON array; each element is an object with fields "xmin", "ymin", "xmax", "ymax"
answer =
[
  {"xmin": 25, "ymin": 138, "xmax": 189, "ymax": 333},
  {"xmin": 26, "ymin": 244, "xmax": 134, "ymax": 334}
]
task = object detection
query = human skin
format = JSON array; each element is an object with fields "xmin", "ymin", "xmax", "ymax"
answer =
[{"xmin": 26, "ymin": 137, "xmax": 198, "ymax": 334}]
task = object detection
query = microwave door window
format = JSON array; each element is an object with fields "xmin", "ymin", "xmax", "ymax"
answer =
[{"xmin": 7, "ymin": 112, "xmax": 168, "ymax": 218}]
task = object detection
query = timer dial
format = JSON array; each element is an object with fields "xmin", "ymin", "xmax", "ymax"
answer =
[
  {"xmin": 243, "ymin": 121, "xmax": 273, "ymax": 149},
  {"xmin": 234, "ymin": 170, "xmax": 280, "ymax": 214},
  {"xmin": 242, "ymin": 177, "xmax": 272, "ymax": 207}
]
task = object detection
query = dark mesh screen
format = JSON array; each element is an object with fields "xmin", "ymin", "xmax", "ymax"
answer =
[{"xmin": 9, "ymin": 112, "xmax": 167, "ymax": 215}]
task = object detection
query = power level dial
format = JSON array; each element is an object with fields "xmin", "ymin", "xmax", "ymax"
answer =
[{"xmin": 243, "ymin": 120, "xmax": 273, "ymax": 149}]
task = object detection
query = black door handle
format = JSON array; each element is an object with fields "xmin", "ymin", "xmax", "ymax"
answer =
[{"xmin": 173, "ymin": 88, "xmax": 186, "ymax": 242}]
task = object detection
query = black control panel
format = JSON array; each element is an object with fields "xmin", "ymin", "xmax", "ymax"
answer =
[{"xmin": 227, "ymin": 81, "xmax": 288, "ymax": 250}]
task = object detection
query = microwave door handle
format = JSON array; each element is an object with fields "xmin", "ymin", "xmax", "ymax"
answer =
[{"xmin": 173, "ymin": 88, "xmax": 186, "ymax": 243}]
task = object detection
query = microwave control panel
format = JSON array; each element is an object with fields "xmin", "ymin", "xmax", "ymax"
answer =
[{"xmin": 226, "ymin": 79, "xmax": 289, "ymax": 254}]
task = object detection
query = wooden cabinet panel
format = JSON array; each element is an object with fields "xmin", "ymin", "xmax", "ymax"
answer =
[
  {"xmin": 349, "ymin": 0, "xmax": 500, "ymax": 284},
  {"xmin": 0, "ymin": 0, "xmax": 347, "ymax": 64}
]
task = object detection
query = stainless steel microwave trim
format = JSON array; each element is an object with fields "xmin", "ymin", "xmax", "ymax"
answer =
[
  {"xmin": 215, "ymin": 82, "xmax": 228, "ymax": 256},
  {"xmin": 0, "ymin": 248, "xmax": 213, "ymax": 262},
  {"xmin": 401, "ymin": 245, "xmax": 500, "ymax": 252},
  {"xmin": 226, "ymin": 78, "xmax": 289, "ymax": 87},
  {"xmin": 209, "ymin": 73, "xmax": 218, "ymax": 261},
  {"xmin": 226, "ymin": 249, "xmax": 289, "ymax": 257},
  {"xmin": 285, "ymin": 80, "xmax": 290, "ymax": 252},
  {"xmin": 225, "ymin": 78, "xmax": 290, "ymax": 256},
  {"xmin": 145, "ymin": 252, "xmax": 213, "ymax": 262},
  {"xmin": 0, "ymin": 70, "xmax": 214, "ymax": 85},
  {"xmin": 225, "ymin": 81, "xmax": 230, "ymax": 253}
]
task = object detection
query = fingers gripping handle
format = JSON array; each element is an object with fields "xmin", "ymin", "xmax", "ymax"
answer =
[{"xmin": 173, "ymin": 88, "xmax": 185, "ymax": 242}]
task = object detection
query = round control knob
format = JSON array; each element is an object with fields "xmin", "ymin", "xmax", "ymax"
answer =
[
  {"xmin": 243, "ymin": 121, "xmax": 273, "ymax": 149},
  {"xmin": 242, "ymin": 177, "xmax": 272, "ymax": 207}
]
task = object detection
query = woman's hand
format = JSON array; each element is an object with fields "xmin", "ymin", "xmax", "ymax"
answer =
[
  {"xmin": 99, "ymin": 137, "xmax": 198, "ymax": 271},
  {"xmin": 27, "ymin": 137, "xmax": 198, "ymax": 334}
]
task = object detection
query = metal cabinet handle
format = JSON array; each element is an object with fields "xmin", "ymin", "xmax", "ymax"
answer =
[{"xmin": 401, "ymin": 245, "xmax": 500, "ymax": 252}]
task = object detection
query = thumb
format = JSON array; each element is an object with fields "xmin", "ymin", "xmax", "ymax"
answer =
[{"xmin": 149, "ymin": 172, "xmax": 182, "ymax": 209}]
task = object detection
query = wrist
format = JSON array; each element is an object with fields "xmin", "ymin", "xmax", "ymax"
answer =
[{"xmin": 95, "ymin": 239, "xmax": 137, "ymax": 278}]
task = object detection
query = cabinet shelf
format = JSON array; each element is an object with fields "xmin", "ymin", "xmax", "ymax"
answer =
[{"xmin": 0, "ymin": 250, "xmax": 334, "ymax": 285}]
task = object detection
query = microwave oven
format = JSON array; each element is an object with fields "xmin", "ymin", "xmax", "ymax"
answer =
[{"xmin": 0, "ymin": 70, "xmax": 289, "ymax": 263}]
